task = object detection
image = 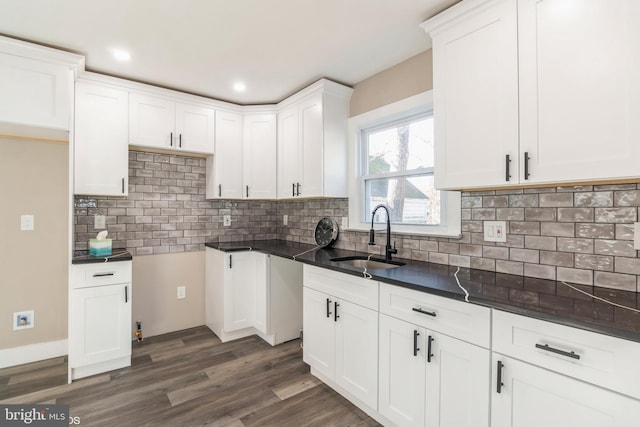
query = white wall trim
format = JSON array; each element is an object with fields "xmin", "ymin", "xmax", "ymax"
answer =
[{"xmin": 0, "ymin": 339, "xmax": 68, "ymax": 369}]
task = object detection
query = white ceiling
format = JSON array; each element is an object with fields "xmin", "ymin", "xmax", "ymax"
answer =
[{"xmin": 0, "ymin": 0, "xmax": 459, "ymax": 105}]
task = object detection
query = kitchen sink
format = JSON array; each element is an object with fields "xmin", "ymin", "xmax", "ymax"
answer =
[{"xmin": 330, "ymin": 256, "xmax": 405, "ymax": 270}]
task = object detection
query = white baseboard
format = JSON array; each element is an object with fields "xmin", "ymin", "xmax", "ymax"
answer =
[{"xmin": 0, "ymin": 339, "xmax": 68, "ymax": 369}]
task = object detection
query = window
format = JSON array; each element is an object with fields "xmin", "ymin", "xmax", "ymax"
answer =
[{"xmin": 348, "ymin": 92, "xmax": 460, "ymax": 237}]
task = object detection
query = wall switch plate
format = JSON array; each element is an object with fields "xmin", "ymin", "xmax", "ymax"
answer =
[
  {"xmin": 223, "ymin": 215, "xmax": 231, "ymax": 226},
  {"xmin": 13, "ymin": 310, "xmax": 34, "ymax": 330},
  {"xmin": 283, "ymin": 214, "xmax": 288, "ymax": 226},
  {"xmin": 20, "ymin": 215, "xmax": 34, "ymax": 231},
  {"xmin": 635, "ymin": 222, "xmax": 640, "ymax": 250},
  {"xmin": 484, "ymin": 221, "xmax": 507, "ymax": 242},
  {"xmin": 94, "ymin": 215, "xmax": 106, "ymax": 229},
  {"xmin": 177, "ymin": 286, "xmax": 186, "ymax": 300}
]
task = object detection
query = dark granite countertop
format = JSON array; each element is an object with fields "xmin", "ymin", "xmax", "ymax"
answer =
[
  {"xmin": 206, "ymin": 240, "xmax": 640, "ymax": 343},
  {"xmin": 72, "ymin": 249, "xmax": 132, "ymax": 264}
]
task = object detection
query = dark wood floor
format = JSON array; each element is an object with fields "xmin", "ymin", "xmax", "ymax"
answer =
[{"xmin": 0, "ymin": 327, "xmax": 380, "ymax": 426}]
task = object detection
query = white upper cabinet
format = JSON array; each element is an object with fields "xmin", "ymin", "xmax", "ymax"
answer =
[
  {"xmin": 74, "ymin": 81, "xmax": 129, "ymax": 196},
  {"xmin": 207, "ymin": 109, "xmax": 277, "ymax": 200},
  {"xmin": 423, "ymin": 0, "xmax": 640, "ymax": 189},
  {"xmin": 518, "ymin": 0, "xmax": 640, "ymax": 184},
  {"xmin": 129, "ymin": 92, "xmax": 215, "ymax": 155},
  {"xmin": 208, "ymin": 109, "xmax": 244, "ymax": 199},
  {"xmin": 0, "ymin": 37, "xmax": 82, "ymax": 131},
  {"xmin": 277, "ymin": 79, "xmax": 353, "ymax": 199},
  {"xmin": 243, "ymin": 112, "xmax": 277, "ymax": 199},
  {"xmin": 426, "ymin": 0, "xmax": 519, "ymax": 189}
]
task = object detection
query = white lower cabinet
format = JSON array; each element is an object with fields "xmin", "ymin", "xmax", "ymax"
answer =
[
  {"xmin": 491, "ymin": 354, "xmax": 640, "ymax": 427},
  {"xmin": 303, "ymin": 266, "xmax": 378, "ymax": 410},
  {"xmin": 69, "ymin": 261, "xmax": 132, "ymax": 381},
  {"xmin": 491, "ymin": 309, "xmax": 640, "ymax": 427},
  {"xmin": 378, "ymin": 314, "xmax": 490, "ymax": 427},
  {"xmin": 205, "ymin": 248, "xmax": 302, "ymax": 345},
  {"xmin": 303, "ymin": 287, "xmax": 378, "ymax": 410}
]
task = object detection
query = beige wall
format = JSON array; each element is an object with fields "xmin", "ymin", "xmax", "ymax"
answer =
[
  {"xmin": 0, "ymin": 137, "xmax": 69, "ymax": 350},
  {"xmin": 350, "ymin": 50, "xmax": 433, "ymax": 117},
  {"xmin": 132, "ymin": 251, "xmax": 206, "ymax": 339}
]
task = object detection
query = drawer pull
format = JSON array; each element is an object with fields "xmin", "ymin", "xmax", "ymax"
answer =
[
  {"xmin": 413, "ymin": 330, "xmax": 420, "ymax": 357},
  {"xmin": 496, "ymin": 360, "xmax": 504, "ymax": 393},
  {"xmin": 412, "ymin": 307, "xmax": 437, "ymax": 317},
  {"xmin": 427, "ymin": 335, "xmax": 434, "ymax": 363},
  {"xmin": 535, "ymin": 343, "xmax": 580, "ymax": 360},
  {"xmin": 93, "ymin": 272, "xmax": 115, "ymax": 277}
]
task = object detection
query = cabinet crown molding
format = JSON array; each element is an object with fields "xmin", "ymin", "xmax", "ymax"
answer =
[
  {"xmin": 421, "ymin": 0, "xmax": 496, "ymax": 35},
  {"xmin": 0, "ymin": 35, "xmax": 85, "ymax": 72}
]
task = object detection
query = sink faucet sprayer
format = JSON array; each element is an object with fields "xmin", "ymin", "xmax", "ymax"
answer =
[{"xmin": 369, "ymin": 204, "xmax": 398, "ymax": 260}]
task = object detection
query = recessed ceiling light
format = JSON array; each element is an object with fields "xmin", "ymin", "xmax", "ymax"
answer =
[
  {"xmin": 233, "ymin": 82, "xmax": 247, "ymax": 92},
  {"xmin": 112, "ymin": 49, "xmax": 131, "ymax": 62}
]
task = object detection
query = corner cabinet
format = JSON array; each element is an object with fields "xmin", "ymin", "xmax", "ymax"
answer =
[
  {"xmin": 423, "ymin": 0, "xmax": 640, "ymax": 190},
  {"xmin": 277, "ymin": 79, "xmax": 353, "ymax": 199},
  {"xmin": 129, "ymin": 92, "xmax": 215, "ymax": 155},
  {"xmin": 205, "ymin": 248, "xmax": 303, "ymax": 344},
  {"xmin": 74, "ymin": 80, "xmax": 129, "ymax": 196},
  {"xmin": 69, "ymin": 261, "xmax": 132, "ymax": 381}
]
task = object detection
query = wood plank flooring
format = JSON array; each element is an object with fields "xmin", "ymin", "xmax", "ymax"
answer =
[{"xmin": 0, "ymin": 326, "xmax": 380, "ymax": 427}]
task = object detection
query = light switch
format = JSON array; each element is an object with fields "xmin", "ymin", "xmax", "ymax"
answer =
[
  {"xmin": 20, "ymin": 215, "xmax": 34, "ymax": 231},
  {"xmin": 484, "ymin": 221, "xmax": 507, "ymax": 242},
  {"xmin": 283, "ymin": 214, "xmax": 288, "ymax": 226}
]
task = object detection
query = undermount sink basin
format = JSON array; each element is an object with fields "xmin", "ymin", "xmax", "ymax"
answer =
[{"xmin": 330, "ymin": 256, "xmax": 405, "ymax": 270}]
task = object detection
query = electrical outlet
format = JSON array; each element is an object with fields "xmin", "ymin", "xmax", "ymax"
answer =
[
  {"xmin": 94, "ymin": 215, "xmax": 106, "ymax": 229},
  {"xmin": 223, "ymin": 215, "xmax": 231, "ymax": 226},
  {"xmin": 20, "ymin": 215, "xmax": 34, "ymax": 231},
  {"xmin": 177, "ymin": 286, "xmax": 186, "ymax": 299},
  {"xmin": 13, "ymin": 310, "xmax": 34, "ymax": 330},
  {"xmin": 341, "ymin": 216, "xmax": 349, "ymax": 230},
  {"xmin": 283, "ymin": 214, "xmax": 288, "ymax": 225},
  {"xmin": 634, "ymin": 222, "xmax": 640, "ymax": 250},
  {"xmin": 484, "ymin": 221, "xmax": 507, "ymax": 242}
]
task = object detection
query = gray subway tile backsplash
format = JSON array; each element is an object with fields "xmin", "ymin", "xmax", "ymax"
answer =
[{"xmin": 73, "ymin": 151, "xmax": 640, "ymax": 291}]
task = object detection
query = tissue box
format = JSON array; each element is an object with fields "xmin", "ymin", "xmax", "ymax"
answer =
[{"xmin": 89, "ymin": 239, "xmax": 112, "ymax": 256}]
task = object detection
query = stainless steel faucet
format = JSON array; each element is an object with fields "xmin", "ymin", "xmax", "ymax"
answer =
[{"xmin": 369, "ymin": 204, "xmax": 397, "ymax": 260}]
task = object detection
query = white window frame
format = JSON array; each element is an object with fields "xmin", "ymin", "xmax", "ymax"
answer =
[{"xmin": 347, "ymin": 91, "xmax": 461, "ymax": 237}]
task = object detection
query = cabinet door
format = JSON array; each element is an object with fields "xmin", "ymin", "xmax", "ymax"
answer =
[
  {"xmin": 518, "ymin": 0, "xmax": 640, "ymax": 184},
  {"xmin": 70, "ymin": 283, "xmax": 131, "ymax": 367},
  {"xmin": 299, "ymin": 93, "xmax": 324, "ymax": 197},
  {"xmin": 491, "ymin": 355, "xmax": 640, "ymax": 427},
  {"xmin": 253, "ymin": 253, "xmax": 269, "ymax": 335},
  {"xmin": 243, "ymin": 113, "xmax": 277, "ymax": 199},
  {"xmin": 213, "ymin": 110, "xmax": 244, "ymax": 198},
  {"xmin": 0, "ymin": 53, "xmax": 71, "ymax": 130},
  {"xmin": 175, "ymin": 102, "xmax": 215, "ymax": 154},
  {"xmin": 379, "ymin": 314, "xmax": 426, "ymax": 427},
  {"xmin": 74, "ymin": 81, "xmax": 128, "ymax": 196},
  {"xmin": 425, "ymin": 333, "xmax": 490, "ymax": 427},
  {"xmin": 277, "ymin": 105, "xmax": 300, "ymax": 198},
  {"xmin": 334, "ymin": 299, "xmax": 378, "ymax": 410},
  {"xmin": 303, "ymin": 287, "xmax": 335, "ymax": 379},
  {"xmin": 430, "ymin": 0, "xmax": 519, "ymax": 189},
  {"xmin": 129, "ymin": 93, "xmax": 175, "ymax": 149},
  {"xmin": 223, "ymin": 252, "xmax": 255, "ymax": 331}
]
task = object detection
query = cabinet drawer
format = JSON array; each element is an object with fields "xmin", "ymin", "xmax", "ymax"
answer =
[
  {"xmin": 493, "ymin": 309, "xmax": 640, "ymax": 399},
  {"xmin": 379, "ymin": 283, "xmax": 490, "ymax": 348},
  {"xmin": 303, "ymin": 265, "xmax": 378, "ymax": 310},
  {"xmin": 71, "ymin": 261, "xmax": 132, "ymax": 289}
]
